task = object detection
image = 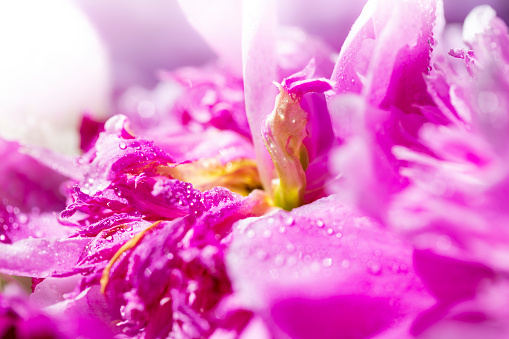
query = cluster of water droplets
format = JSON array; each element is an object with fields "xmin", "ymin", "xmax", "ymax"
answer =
[
  {"xmin": 0, "ymin": 197, "xmax": 57, "ymax": 244},
  {"xmin": 230, "ymin": 199, "xmax": 416, "ymax": 290}
]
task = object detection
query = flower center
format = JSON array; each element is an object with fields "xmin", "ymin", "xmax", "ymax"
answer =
[{"xmin": 262, "ymin": 83, "xmax": 309, "ymax": 210}]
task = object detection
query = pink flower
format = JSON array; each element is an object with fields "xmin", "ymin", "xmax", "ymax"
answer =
[{"xmin": 1, "ymin": 0, "xmax": 509, "ymax": 338}]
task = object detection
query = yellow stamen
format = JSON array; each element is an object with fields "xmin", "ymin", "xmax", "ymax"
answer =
[
  {"xmin": 100, "ymin": 220, "xmax": 163, "ymax": 294},
  {"xmin": 157, "ymin": 158, "xmax": 261, "ymax": 196},
  {"xmin": 263, "ymin": 84, "xmax": 309, "ymax": 210}
]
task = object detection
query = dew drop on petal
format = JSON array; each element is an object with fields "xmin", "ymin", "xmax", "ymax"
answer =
[
  {"xmin": 286, "ymin": 243, "xmax": 295, "ymax": 253},
  {"xmin": 247, "ymin": 229, "xmax": 256, "ymax": 238},
  {"xmin": 285, "ymin": 216, "xmax": 295, "ymax": 226},
  {"xmin": 367, "ymin": 261, "xmax": 382, "ymax": 275},
  {"xmin": 322, "ymin": 258, "xmax": 333, "ymax": 267},
  {"xmin": 274, "ymin": 254, "xmax": 285, "ymax": 267},
  {"xmin": 256, "ymin": 249, "xmax": 268, "ymax": 261},
  {"xmin": 341, "ymin": 259, "xmax": 350, "ymax": 268},
  {"xmin": 263, "ymin": 229, "xmax": 272, "ymax": 238}
]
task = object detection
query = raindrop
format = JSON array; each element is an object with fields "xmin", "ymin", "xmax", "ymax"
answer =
[
  {"xmin": 322, "ymin": 258, "xmax": 333, "ymax": 267},
  {"xmin": 341, "ymin": 259, "xmax": 350, "ymax": 268},
  {"xmin": 316, "ymin": 219, "xmax": 324, "ymax": 228},
  {"xmin": 287, "ymin": 256, "xmax": 297, "ymax": 267},
  {"xmin": 256, "ymin": 249, "xmax": 268, "ymax": 261},
  {"xmin": 247, "ymin": 229, "xmax": 256, "ymax": 238},
  {"xmin": 286, "ymin": 243, "xmax": 295, "ymax": 253},
  {"xmin": 327, "ymin": 228, "xmax": 334, "ymax": 235},
  {"xmin": 119, "ymin": 142, "xmax": 127, "ymax": 150},
  {"xmin": 285, "ymin": 216, "xmax": 294, "ymax": 226},
  {"xmin": 367, "ymin": 262, "xmax": 382, "ymax": 275},
  {"xmin": 274, "ymin": 254, "xmax": 285, "ymax": 267},
  {"xmin": 263, "ymin": 229, "xmax": 272, "ymax": 238}
]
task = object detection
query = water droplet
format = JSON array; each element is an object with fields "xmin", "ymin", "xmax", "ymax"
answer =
[
  {"xmin": 327, "ymin": 228, "xmax": 334, "ymax": 235},
  {"xmin": 322, "ymin": 258, "xmax": 333, "ymax": 267},
  {"xmin": 335, "ymin": 232, "xmax": 342, "ymax": 239},
  {"xmin": 160, "ymin": 297, "xmax": 171, "ymax": 306},
  {"xmin": 341, "ymin": 259, "xmax": 350, "ymax": 268},
  {"xmin": 316, "ymin": 219, "xmax": 324, "ymax": 228},
  {"xmin": 0, "ymin": 235, "xmax": 5, "ymax": 241},
  {"xmin": 274, "ymin": 254, "xmax": 285, "ymax": 267},
  {"xmin": 18, "ymin": 214, "xmax": 27, "ymax": 224},
  {"xmin": 367, "ymin": 262, "xmax": 382, "ymax": 275},
  {"xmin": 285, "ymin": 216, "xmax": 294, "ymax": 226},
  {"xmin": 256, "ymin": 249, "xmax": 268, "ymax": 261},
  {"xmin": 263, "ymin": 229, "xmax": 272, "ymax": 238},
  {"xmin": 247, "ymin": 229, "xmax": 256, "ymax": 238},
  {"xmin": 287, "ymin": 256, "xmax": 297, "ymax": 267},
  {"xmin": 286, "ymin": 243, "xmax": 295, "ymax": 253}
]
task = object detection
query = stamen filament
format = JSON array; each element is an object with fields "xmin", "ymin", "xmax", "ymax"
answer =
[{"xmin": 100, "ymin": 220, "xmax": 163, "ymax": 294}]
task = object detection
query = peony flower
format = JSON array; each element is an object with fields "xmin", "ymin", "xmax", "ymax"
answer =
[{"xmin": 1, "ymin": 0, "xmax": 509, "ymax": 338}]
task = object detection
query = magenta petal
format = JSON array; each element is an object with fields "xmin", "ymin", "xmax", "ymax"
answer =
[
  {"xmin": 0, "ymin": 237, "xmax": 90, "ymax": 277},
  {"xmin": 178, "ymin": 0, "xmax": 242, "ymax": 75},
  {"xmin": 242, "ymin": 0, "xmax": 278, "ymax": 192},
  {"xmin": 0, "ymin": 284, "xmax": 113, "ymax": 339},
  {"xmin": 330, "ymin": 0, "xmax": 439, "ymax": 112},
  {"xmin": 227, "ymin": 195, "xmax": 434, "ymax": 338},
  {"xmin": 413, "ymin": 250, "xmax": 495, "ymax": 305}
]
